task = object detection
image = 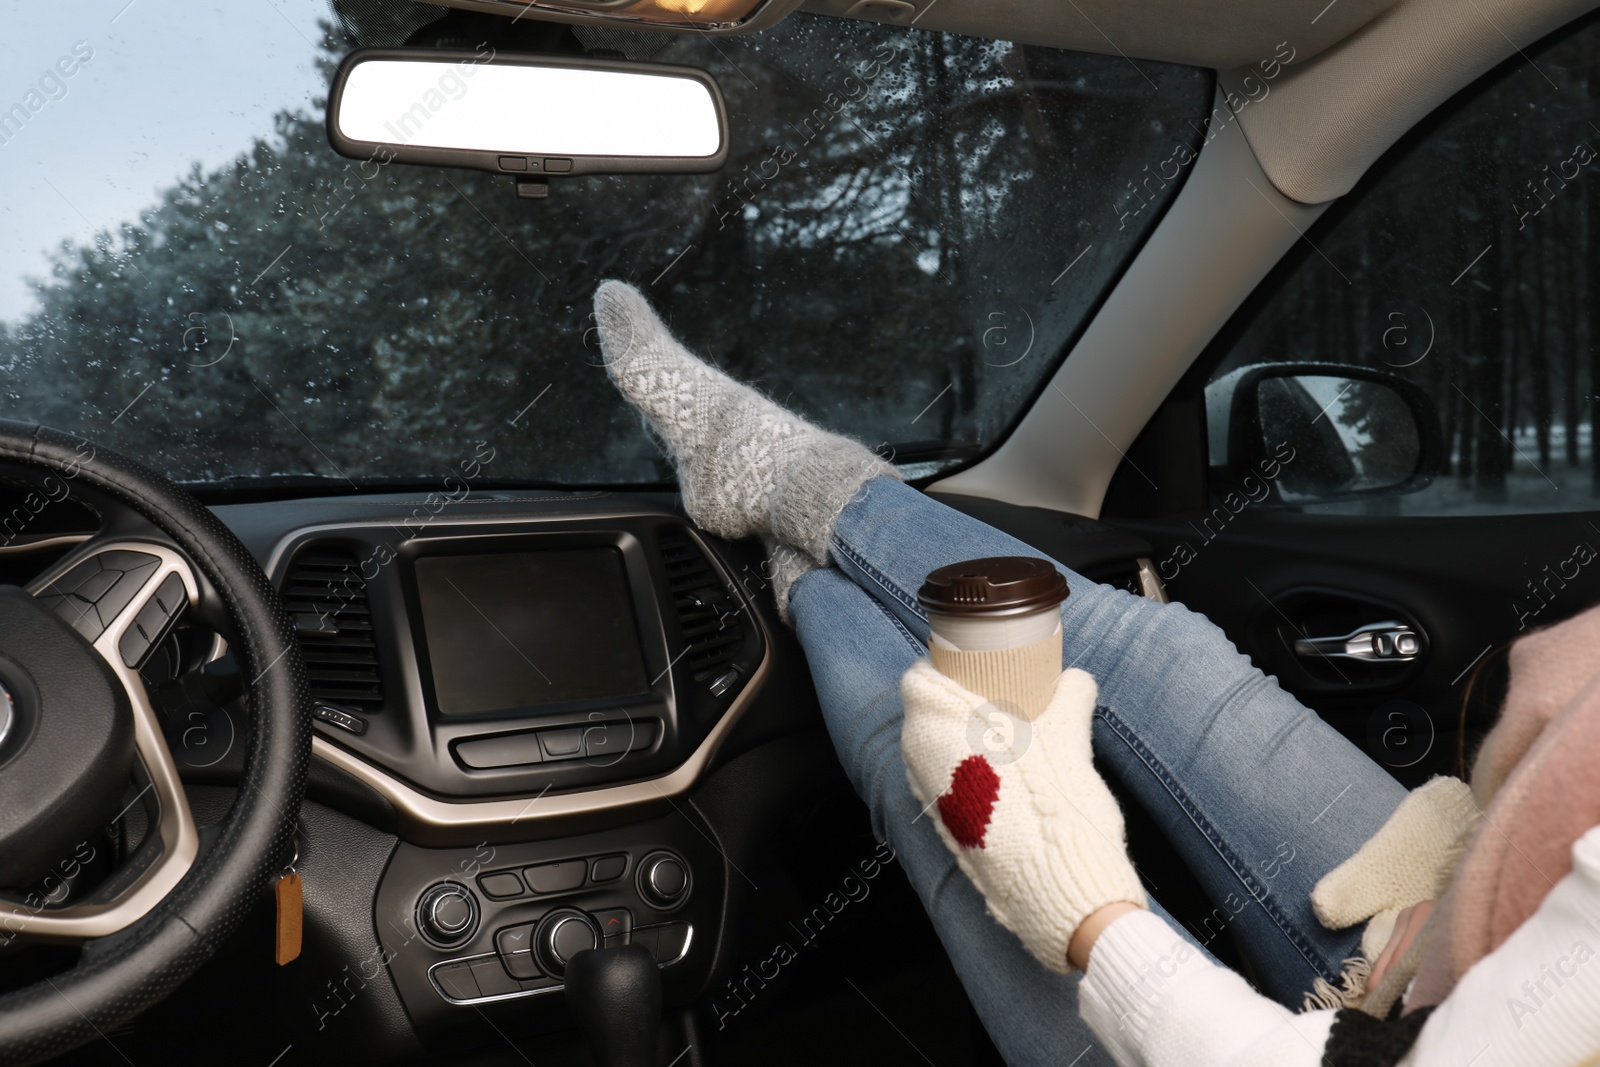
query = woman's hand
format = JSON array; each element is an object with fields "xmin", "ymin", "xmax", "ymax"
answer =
[
  {"xmin": 1369, "ymin": 899, "xmax": 1433, "ymax": 991},
  {"xmin": 901, "ymin": 661, "xmax": 1147, "ymax": 973}
]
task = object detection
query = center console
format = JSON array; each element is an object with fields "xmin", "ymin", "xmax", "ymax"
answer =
[
  {"xmin": 262, "ymin": 502, "xmax": 769, "ymax": 1041},
  {"xmin": 373, "ymin": 810, "xmax": 722, "ymax": 1040}
]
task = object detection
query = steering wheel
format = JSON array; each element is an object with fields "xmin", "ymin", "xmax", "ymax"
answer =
[{"xmin": 0, "ymin": 422, "xmax": 310, "ymax": 1066}]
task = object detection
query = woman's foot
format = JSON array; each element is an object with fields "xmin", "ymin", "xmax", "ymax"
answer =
[{"xmin": 594, "ymin": 280, "xmax": 897, "ymax": 560}]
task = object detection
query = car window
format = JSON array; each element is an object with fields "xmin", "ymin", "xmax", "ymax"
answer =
[
  {"xmin": 1206, "ymin": 13, "xmax": 1600, "ymax": 517},
  {"xmin": 0, "ymin": 4, "xmax": 1212, "ymax": 488}
]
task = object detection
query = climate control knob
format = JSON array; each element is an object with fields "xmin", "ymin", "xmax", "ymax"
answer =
[
  {"xmin": 416, "ymin": 882, "xmax": 478, "ymax": 946},
  {"xmin": 536, "ymin": 908, "xmax": 601, "ymax": 977},
  {"xmin": 637, "ymin": 851, "xmax": 690, "ymax": 910}
]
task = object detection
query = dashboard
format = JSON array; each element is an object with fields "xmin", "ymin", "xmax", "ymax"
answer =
[
  {"xmin": 2, "ymin": 482, "xmax": 1162, "ymax": 1058},
  {"xmin": 219, "ymin": 490, "xmax": 775, "ymax": 1041}
]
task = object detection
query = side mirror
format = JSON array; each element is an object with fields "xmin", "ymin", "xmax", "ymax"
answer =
[
  {"xmin": 326, "ymin": 49, "xmax": 728, "ymax": 192},
  {"xmin": 1205, "ymin": 363, "xmax": 1443, "ymax": 505}
]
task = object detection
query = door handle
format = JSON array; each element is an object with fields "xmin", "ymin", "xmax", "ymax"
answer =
[{"xmin": 1294, "ymin": 621, "xmax": 1420, "ymax": 663}]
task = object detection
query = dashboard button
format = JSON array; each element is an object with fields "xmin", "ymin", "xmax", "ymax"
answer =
[
  {"xmin": 501, "ymin": 950, "xmax": 541, "ymax": 980},
  {"xmin": 630, "ymin": 925, "xmax": 660, "ymax": 961},
  {"xmin": 478, "ymin": 872, "xmax": 525, "ymax": 899},
  {"xmin": 589, "ymin": 854, "xmax": 627, "ymax": 883},
  {"xmin": 416, "ymin": 882, "xmax": 478, "ymax": 946},
  {"xmin": 581, "ymin": 722, "xmax": 625, "ymax": 759},
  {"xmin": 535, "ymin": 908, "xmax": 600, "ymax": 976},
  {"xmin": 655, "ymin": 922, "xmax": 691, "ymax": 963},
  {"xmin": 496, "ymin": 922, "xmax": 536, "ymax": 957},
  {"xmin": 637, "ymin": 852, "xmax": 689, "ymax": 910},
  {"xmin": 628, "ymin": 721, "xmax": 658, "ymax": 752},
  {"xmin": 592, "ymin": 907, "xmax": 632, "ymax": 947},
  {"xmin": 470, "ymin": 956, "xmax": 519, "ymax": 997},
  {"xmin": 709, "ymin": 667, "xmax": 740, "ymax": 696},
  {"xmin": 456, "ymin": 732, "xmax": 543, "ymax": 769},
  {"xmin": 313, "ymin": 702, "xmax": 368, "ymax": 735},
  {"xmin": 539, "ymin": 728, "xmax": 583, "ymax": 758},
  {"xmin": 524, "ymin": 860, "xmax": 586, "ymax": 894},
  {"xmin": 433, "ymin": 962, "xmax": 479, "ymax": 1002}
]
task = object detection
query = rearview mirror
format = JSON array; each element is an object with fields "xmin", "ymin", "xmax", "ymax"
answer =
[
  {"xmin": 1206, "ymin": 363, "xmax": 1443, "ymax": 505},
  {"xmin": 327, "ymin": 49, "xmax": 728, "ymax": 187}
]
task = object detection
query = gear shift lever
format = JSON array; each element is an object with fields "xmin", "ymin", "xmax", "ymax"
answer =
[{"xmin": 563, "ymin": 943, "xmax": 663, "ymax": 1067}]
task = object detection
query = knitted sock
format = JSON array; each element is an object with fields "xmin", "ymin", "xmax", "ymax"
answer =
[
  {"xmin": 901, "ymin": 660, "xmax": 1148, "ymax": 973},
  {"xmin": 594, "ymin": 280, "xmax": 898, "ymax": 558},
  {"xmin": 759, "ymin": 535, "xmax": 816, "ymax": 626}
]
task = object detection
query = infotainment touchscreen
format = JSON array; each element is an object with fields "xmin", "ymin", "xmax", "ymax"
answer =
[{"xmin": 414, "ymin": 549, "xmax": 650, "ymax": 715}]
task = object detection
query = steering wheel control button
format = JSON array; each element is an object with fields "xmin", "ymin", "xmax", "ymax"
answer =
[
  {"xmin": 637, "ymin": 852, "xmax": 690, "ymax": 911},
  {"xmin": 69, "ymin": 569, "xmax": 121, "ymax": 604},
  {"xmin": 416, "ymin": 882, "xmax": 479, "ymax": 946},
  {"xmin": 535, "ymin": 909, "xmax": 599, "ymax": 976},
  {"xmin": 592, "ymin": 907, "xmax": 633, "ymax": 948},
  {"xmin": 312, "ymin": 701, "xmax": 368, "ymax": 736},
  {"xmin": 39, "ymin": 550, "xmax": 163, "ymax": 643},
  {"xmin": 524, "ymin": 860, "xmax": 586, "ymax": 895},
  {"xmin": 118, "ymin": 572, "xmax": 188, "ymax": 669},
  {"xmin": 433, "ymin": 961, "xmax": 480, "ymax": 1002},
  {"xmin": 477, "ymin": 871, "xmax": 525, "ymax": 899},
  {"xmin": 589, "ymin": 854, "xmax": 627, "ymax": 884}
]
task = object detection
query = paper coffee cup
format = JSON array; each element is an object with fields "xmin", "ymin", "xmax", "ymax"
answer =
[{"xmin": 918, "ymin": 557, "xmax": 1069, "ymax": 721}]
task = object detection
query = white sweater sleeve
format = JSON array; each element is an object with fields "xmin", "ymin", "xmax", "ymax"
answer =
[
  {"xmin": 1079, "ymin": 824, "xmax": 1600, "ymax": 1067},
  {"xmin": 1078, "ymin": 909, "xmax": 1335, "ymax": 1067},
  {"xmin": 1398, "ymin": 823, "xmax": 1600, "ymax": 1067}
]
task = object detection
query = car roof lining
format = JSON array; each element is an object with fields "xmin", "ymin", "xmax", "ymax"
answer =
[
  {"xmin": 797, "ymin": 0, "xmax": 1399, "ymax": 71},
  {"xmin": 1222, "ymin": 0, "xmax": 1600, "ymax": 205},
  {"xmin": 413, "ymin": 0, "xmax": 1600, "ymax": 208}
]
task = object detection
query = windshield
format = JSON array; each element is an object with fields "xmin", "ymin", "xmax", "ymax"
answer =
[{"xmin": 1, "ymin": 3, "xmax": 1210, "ymax": 488}]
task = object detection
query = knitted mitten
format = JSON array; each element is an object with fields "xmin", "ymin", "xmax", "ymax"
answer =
[
  {"xmin": 1301, "ymin": 775, "xmax": 1479, "ymax": 1012},
  {"xmin": 1310, "ymin": 776, "xmax": 1480, "ymax": 936},
  {"xmin": 594, "ymin": 280, "xmax": 898, "ymax": 560},
  {"xmin": 901, "ymin": 660, "xmax": 1147, "ymax": 973}
]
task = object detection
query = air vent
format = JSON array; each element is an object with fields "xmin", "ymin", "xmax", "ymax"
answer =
[
  {"xmin": 657, "ymin": 528, "xmax": 745, "ymax": 683},
  {"xmin": 281, "ymin": 548, "xmax": 385, "ymax": 712}
]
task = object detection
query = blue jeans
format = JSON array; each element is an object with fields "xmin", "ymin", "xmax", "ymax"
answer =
[{"xmin": 788, "ymin": 477, "xmax": 1406, "ymax": 1067}]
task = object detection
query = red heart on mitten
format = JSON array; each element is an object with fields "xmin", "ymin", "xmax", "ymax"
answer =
[{"xmin": 938, "ymin": 755, "xmax": 1001, "ymax": 849}]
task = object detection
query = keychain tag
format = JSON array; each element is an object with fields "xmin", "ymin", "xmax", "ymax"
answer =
[{"xmin": 275, "ymin": 847, "xmax": 303, "ymax": 965}]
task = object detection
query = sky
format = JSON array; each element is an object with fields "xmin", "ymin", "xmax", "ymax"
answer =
[{"xmin": 0, "ymin": 1, "xmax": 332, "ymax": 323}]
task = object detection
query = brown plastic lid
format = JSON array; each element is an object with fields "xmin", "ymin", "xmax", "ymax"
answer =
[{"xmin": 917, "ymin": 556, "xmax": 1069, "ymax": 618}]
